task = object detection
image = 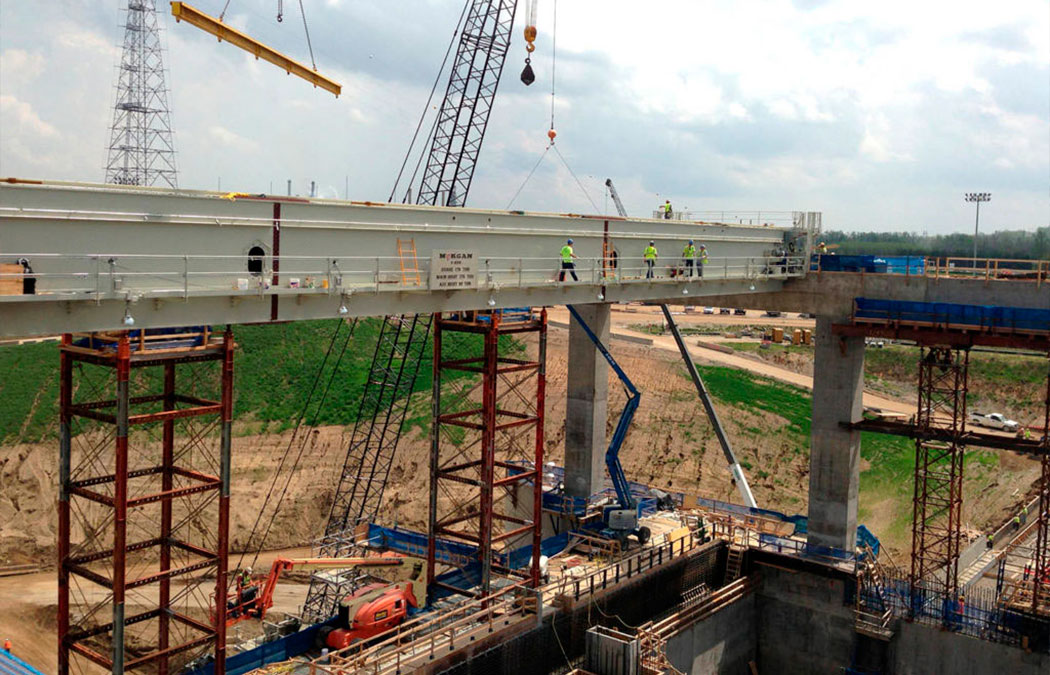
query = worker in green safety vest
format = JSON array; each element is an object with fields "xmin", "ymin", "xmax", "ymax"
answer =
[
  {"xmin": 662, "ymin": 200, "xmax": 672, "ymax": 220},
  {"xmin": 644, "ymin": 241, "xmax": 658, "ymax": 279},
  {"xmin": 698, "ymin": 244, "xmax": 709, "ymax": 278},
  {"xmin": 559, "ymin": 238, "xmax": 579, "ymax": 282},
  {"xmin": 682, "ymin": 240, "xmax": 697, "ymax": 277}
]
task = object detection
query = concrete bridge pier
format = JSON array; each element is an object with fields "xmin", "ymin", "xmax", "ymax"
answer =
[
  {"xmin": 807, "ymin": 315, "xmax": 865, "ymax": 551},
  {"xmin": 565, "ymin": 303, "xmax": 611, "ymax": 498}
]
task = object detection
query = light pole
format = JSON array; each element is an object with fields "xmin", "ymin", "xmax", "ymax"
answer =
[{"xmin": 964, "ymin": 192, "xmax": 991, "ymax": 263}]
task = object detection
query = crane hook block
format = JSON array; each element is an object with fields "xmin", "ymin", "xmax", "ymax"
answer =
[{"xmin": 521, "ymin": 60, "xmax": 536, "ymax": 86}]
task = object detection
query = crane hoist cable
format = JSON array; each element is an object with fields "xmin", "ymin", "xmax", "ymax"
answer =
[
  {"xmin": 235, "ymin": 318, "xmax": 357, "ymax": 573},
  {"xmin": 389, "ymin": 0, "xmax": 473, "ymax": 203},
  {"xmin": 171, "ymin": 2, "xmax": 340, "ymax": 95}
]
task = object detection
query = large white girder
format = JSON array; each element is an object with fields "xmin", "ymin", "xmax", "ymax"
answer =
[{"xmin": 0, "ymin": 180, "xmax": 814, "ymax": 337}]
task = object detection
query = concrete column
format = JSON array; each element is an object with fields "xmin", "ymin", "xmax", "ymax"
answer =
[
  {"xmin": 807, "ymin": 315, "xmax": 864, "ymax": 551},
  {"xmin": 565, "ymin": 303, "xmax": 610, "ymax": 498}
]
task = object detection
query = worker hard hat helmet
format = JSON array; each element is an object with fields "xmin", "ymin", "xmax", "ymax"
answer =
[
  {"xmin": 819, "ymin": 241, "xmax": 826, "ymax": 245},
  {"xmin": 567, "ymin": 238, "xmax": 573, "ymax": 244},
  {"xmin": 245, "ymin": 567, "xmax": 252, "ymax": 575},
  {"xmin": 649, "ymin": 240, "xmax": 655, "ymax": 245},
  {"xmin": 688, "ymin": 240, "xmax": 694, "ymax": 245},
  {"xmin": 700, "ymin": 244, "xmax": 706, "ymax": 248}
]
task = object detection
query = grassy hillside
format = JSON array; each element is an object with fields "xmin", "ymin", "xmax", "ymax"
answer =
[
  {"xmin": 693, "ymin": 363, "xmax": 1008, "ymax": 551},
  {"xmin": 0, "ymin": 320, "xmax": 495, "ymax": 444}
]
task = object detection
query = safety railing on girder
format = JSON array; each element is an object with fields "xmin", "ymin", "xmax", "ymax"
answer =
[
  {"xmin": 811, "ymin": 254, "xmax": 1049, "ymax": 284},
  {"xmin": 0, "ymin": 253, "xmax": 805, "ymax": 302}
]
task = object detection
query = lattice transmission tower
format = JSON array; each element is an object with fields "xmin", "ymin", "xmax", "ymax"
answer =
[{"xmin": 105, "ymin": 0, "xmax": 178, "ymax": 188}]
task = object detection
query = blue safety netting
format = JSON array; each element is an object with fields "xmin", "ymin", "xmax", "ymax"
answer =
[
  {"xmin": 812, "ymin": 255, "xmax": 925, "ymax": 275},
  {"xmin": 855, "ymin": 297, "xmax": 1050, "ymax": 333},
  {"xmin": 0, "ymin": 651, "xmax": 47, "ymax": 675}
]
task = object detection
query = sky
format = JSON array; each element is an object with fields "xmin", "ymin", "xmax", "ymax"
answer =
[{"xmin": 1, "ymin": 0, "xmax": 1048, "ymax": 234}]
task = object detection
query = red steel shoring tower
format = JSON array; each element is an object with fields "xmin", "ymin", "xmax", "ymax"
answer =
[
  {"xmin": 910, "ymin": 346, "xmax": 968, "ymax": 610},
  {"xmin": 58, "ymin": 329, "xmax": 232, "ymax": 674},
  {"xmin": 427, "ymin": 309, "xmax": 546, "ymax": 598},
  {"xmin": 1033, "ymin": 365, "xmax": 1050, "ymax": 614}
]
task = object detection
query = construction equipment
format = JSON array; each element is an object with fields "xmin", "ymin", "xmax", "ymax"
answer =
[
  {"xmin": 660, "ymin": 304, "xmax": 758, "ymax": 508},
  {"xmin": 306, "ymin": 0, "xmax": 520, "ymax": 622},
  {"xmin": 170, "ymin": 2, "xmax": 342, "ymax": 96},
  {"xmin": 605, "ymin": 178, "xmax": 628, "ymax": 218},
  {"xmin": 227, "ymin": 555, "xmax": 425, "ymax": 633},
  {"xmin": 566, "ymin": 305, "xmax": 651, "ymax": 547}
]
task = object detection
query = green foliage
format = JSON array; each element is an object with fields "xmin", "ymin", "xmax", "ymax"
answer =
[
  {"xmin": 0, "ymin": 319, "xmax": 504, "ymax": 443},
  {"xmin": 695, "ymin": 365, "xmax": 810, "ymax": 436},
  {"xmin": 0, "ymin": 341, "xmax": 61, "ymax": 443},
  {"xmin": 823, "ymin": 227, "xmax": 1050, "ymax": 260}
]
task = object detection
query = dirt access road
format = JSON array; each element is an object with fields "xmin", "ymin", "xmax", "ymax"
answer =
[
  {"xmin": 0, "ymin": 547, "xmax": 313, "ymax": 674},
  {"xmin": 547, "ymin": 305, "xmax": 913, "ymax": 415}
]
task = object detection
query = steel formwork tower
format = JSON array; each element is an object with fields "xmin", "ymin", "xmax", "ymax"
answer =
[
  {"xmin": 105, "ymin": 0, "xmax": 178, "ymax": 188},
  {"xmin": 1033, "ymin": 371, "xmax": 1050, "ymax": 614},
  {"xmin": 427, "ymin": 309, "xmax": 546, "ymax": 598},
  {"xmin": 58, "ymin": 329, "xmax": 232, "ymax": 675},
  {"xmin": 910, "ymin": 346, "xmax": 968, "ymax": 611}
]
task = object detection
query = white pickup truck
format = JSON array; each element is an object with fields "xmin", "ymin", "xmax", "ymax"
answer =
[{"xmin": 969, "ymin": 412, "xmax": 1019, "ymax": 432}]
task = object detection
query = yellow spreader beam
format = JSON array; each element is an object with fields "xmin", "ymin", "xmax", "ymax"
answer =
[{"xmin": 170, "ymin": 2, "xmax": 341, "ymax": 96}]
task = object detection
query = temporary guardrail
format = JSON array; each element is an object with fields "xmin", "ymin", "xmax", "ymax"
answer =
[
  {"xmin": 812, "ymin": 254, "xmax": 1049, "ymax": 285},
  {"xmin": 0, "ymin": 253, "xmax": 806, "ymax": 302}
]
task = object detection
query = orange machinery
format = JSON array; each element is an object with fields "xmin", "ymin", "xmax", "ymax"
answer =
[{"xmin": 226, "ymin": 554, "xmax": 427, "ymax": 650}]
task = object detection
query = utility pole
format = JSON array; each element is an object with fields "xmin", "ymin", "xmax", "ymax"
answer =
[{"xmin": 965, "ymin": 192, "xmax": 991, "ymax": 264}]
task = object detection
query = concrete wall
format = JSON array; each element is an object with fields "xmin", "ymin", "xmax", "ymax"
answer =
[
  {"xmin": 696, "ymin": 271, "xmax": 1050, "ymax": 315},
  {"xmin": 890, "ymin": 621, "xmax": 1050, "ymax": 675},
  {"xmin": 664, "ymin": 593, "xmax": 757, "ymax": 674},
  {"xmin": 755, "ymin": 566, "xmax": 855, "ymax": 675}
]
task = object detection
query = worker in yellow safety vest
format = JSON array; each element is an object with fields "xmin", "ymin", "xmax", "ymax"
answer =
[
  {"xmin": 698, "ymin": 244, "xmax": 709, "ymax": 278},
  {"xmin": 644, "ymin": 241, "xmax": 658, "ymax": 279},
  {"xmin": 662, "ymin": 200, "xmax": 672, "ymax": 220},
  {"xmin": 559, "ymin": 238, "xmax": 579, "ymax": 282},
  {"xmin": 682, "ymin": 241, "xmax": 697, "ymax": 277},
  {"xmin": 817, "ymin": 241, "xmax": 829, "ymax": 255}
]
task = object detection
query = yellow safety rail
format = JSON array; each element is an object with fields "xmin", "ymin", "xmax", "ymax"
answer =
[{"xmin": 170, "ymin": 2, "xmax": 342, "ymax": 96}]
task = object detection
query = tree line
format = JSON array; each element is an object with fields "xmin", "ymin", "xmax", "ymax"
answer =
[{"xmin": 822, "ymin": 227, "xmax": 1050, "ymax": 260}]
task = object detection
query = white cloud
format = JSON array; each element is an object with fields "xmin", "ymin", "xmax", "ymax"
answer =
[
  {"xmin": 0, "ymin": 95, "xmax": 59, "ymax": 138},
  {"xmin": 0, "ymin": 0, "xmax": 1045, "ymax": 231},
  {"xmin": 208, "ymin": 126, "xmax": 260, "ymax": 153}
]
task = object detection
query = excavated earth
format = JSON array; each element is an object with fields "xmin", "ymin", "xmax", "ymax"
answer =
[{"xmin": 0, "ymin": 315, "xmax": 1042, "ymax": 672}]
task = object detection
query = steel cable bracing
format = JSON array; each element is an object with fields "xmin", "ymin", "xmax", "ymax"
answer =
[
  {"xmin": 234, "ymin": 318, "xmax": 356, "ymax": 573},
  {"xmin": 390, "ymin": 0, "xmax": 473, "ymax": 203}
]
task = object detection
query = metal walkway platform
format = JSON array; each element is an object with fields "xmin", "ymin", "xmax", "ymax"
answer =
[{"xmin": 0, "ymin": 180, "xmax": 812, "ymax": 336}]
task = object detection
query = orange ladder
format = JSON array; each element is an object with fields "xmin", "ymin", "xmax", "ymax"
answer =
[{"xmin": 397, "ymin": 238, "xmax": 422, "ymax": 286}]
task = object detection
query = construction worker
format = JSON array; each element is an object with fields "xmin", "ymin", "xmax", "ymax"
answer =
[
  {"xmin": 986, "ymin": 533, "xmax": 994, "ymax": 549},
  {"xmin": 1022, "ymin": 505, "xmax": 1029, "ymax": 524},
  {"xmin": 1023, "ymin": 427, "xmax": 1032, "ymax": 440},
  {"xmin": 817, "ymin": 241, "xmax": 828, "ymax": 255},
  {"xmin": 1013, "ymin": 515, "xmax": 1021, "ymax": 531},
  {"xmin": 559, "ymin": 238, "xmax": 579, "ymax": 282},
  {"xmin": 682, "ymin": 240, "xmax": 697, "ymax": 277},
  {"xmin": 644, "ymin": 241, "xmax": 658, "ymax": 279},
  {"xmin": 698, "ymin": 244, "xmax": 709, "ymax": 278},
  {"xmin": 3, "ymin": 638, "xmax": 10, "ymax": 654},
  {"xmin": 662, "ymin": 200, "xmax": 672, "ymax": 220},
  {"xmin": 237, "ymin": 567, "xmax": 253, "ymax": 590}
]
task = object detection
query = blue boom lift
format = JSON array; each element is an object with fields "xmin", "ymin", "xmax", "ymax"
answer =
[{"xmin": 566, "ymin": 305, "xmax": 651, "ymax": 548}]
